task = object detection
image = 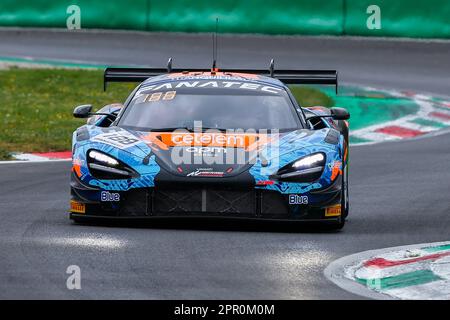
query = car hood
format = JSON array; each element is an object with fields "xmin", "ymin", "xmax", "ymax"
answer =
[{"xmin": 80, "ymin": 125, "xmax": 337, "ymax": 178}]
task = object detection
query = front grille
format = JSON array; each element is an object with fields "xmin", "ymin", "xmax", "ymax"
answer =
[
  {"xmin": 260, "ymin": 191, "xmax": 290, "ymax": 218},
  {"xmin": 119, "ymin": 189, "xmax": 148, "ymax": 216},
  {"xmin": 152, "ymin": 188, "xmax": 256, "ymax": 216},
  {"xmin": 206, "ymin": 189, "xmax": 256, "ymax": 214},
  {"xmin": 117, "ymin": 187, "xmax": 291, "ymax": 218},
  {"xmin": 153, "ymin": 188, "xmax": 202, "ymax": 213}
]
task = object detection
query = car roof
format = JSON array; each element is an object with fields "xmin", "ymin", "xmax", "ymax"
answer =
[{"xmin": 140, "ymin": 71, "xmax": 286, "ymax": 89}]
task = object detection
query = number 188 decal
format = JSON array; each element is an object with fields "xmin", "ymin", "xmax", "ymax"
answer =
[
  {"xmin": 143, "ymin": 91, "xmax": 177, "ymax": 102},
  {"xmin": 92, "ymin": 131, "xmax": 140, "ymax": 149}
]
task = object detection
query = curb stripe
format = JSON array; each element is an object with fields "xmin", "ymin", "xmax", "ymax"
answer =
[
  {"xmin": 325, "ymin": 241, "xmax": 450, "ymax": 300},
  {"xmin": 410, "ymin": 118, "xmax": 447, "ymax": 128},
  {"xmin": 398, "ymin": 121, "xmax": 436, "ymax": 133},
  {"xmin": 32, "ymin": 151, "xmax": 72, "ymax": 159},
  {"xmin": 0, "ymin": 55, "xmax": 109, "ymax": 69},
  {"xmin": 356, "ymin": 270, "xmax": 442, "ymax": 291},
  {"xmin": 429, "ymin": 111, "xmax": 450, "ymax": 121},
  {"xmin": 349, "ymin": 136, "xmax": 371, "ymax": 144},
  {"xmin": 422, "ymin": 244, "xmax": 450, "ymax": 253},
  {"xmin": 350, "ymin": 89, "xmax": 450, "ymax": 145},
  {"xmin": 351, "ymin": 131, "xmax": 401, "ymax": 142},
  {"xmin": 375, "ymin": 125, "xmax": 425, "ymax": 138},
  {"xmin": 11, "ymin": 151, "xmax": 72, "ymax": 161},
  {"xmin": 364, "ymin": 251, "xmax": 450, "ymax": 268},
  {"xmin": 434, "ymin": 104, "xmax": 450, "ymax": 111}
]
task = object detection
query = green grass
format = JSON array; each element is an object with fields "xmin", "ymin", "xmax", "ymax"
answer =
[
  {"xmin": 289, "ymin": 85, "xmax": 334, "ymax": 108},
  {"xmin": 0, "ymin": 147, "xmax": 12, "ymax": 160},
  {"xmin": 0, "ymin": 68, "xmax": 135, "ymax": 158},
  {"xmin": 0, "ymin": 68, "xmax": 333, "ymax": 160}
]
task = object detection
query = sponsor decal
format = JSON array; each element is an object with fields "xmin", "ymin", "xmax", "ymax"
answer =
[
  {"xmin": 330, "ymin": 161, "xmax": 342, "ymax": 181},
  {"xmin": 185, "ymin": 146, "xmax": 227, "ymax": 155},
  {"xmin": 171, "ymin": 133, "xmax": 247, "ymax": 148},
  {"xmin": 167, "ymin": 71, "xmax": 261, "ymax": 81},
  {"xmin": 72, "ymin": 158, "xmax": 83, "ymax": 177},
  {"xmin": 143, "ymin": 125, "xmax": 279, "ymax": 166},
  {"xmin": 288, "ymin": 194, "xmax": 308, "ymax": 205},
  {"xmin": 325, "ymin": 204, "xmax": 341, "ymax": 217},
  {"xmin": 138, "ymin": 80, "xmax": 281, "ymax": 94},
  {"xmin": 186, "ymin": 168, "xmax": 224, "ymax": 177},
  {"xmin": 256, "ymin": 180, "xmax": 275, "ymax": 186},
  {"xmin": 92, "ymin": 132, "xmax": 140, "ymax": 149},
  {"xmin": 149, "ymin": 131, "xmax": 273, "ymax": 149},
  {"xmin": 100, "ymin": 191, "xmax": 120, "ymax": 202},
  {"xmin": 70, "ymin": 200, "xmax": 85, "ymax": 214},
  {"xmin": 143, "ymin": 124, "xmax": 277, "ymax": 153}
]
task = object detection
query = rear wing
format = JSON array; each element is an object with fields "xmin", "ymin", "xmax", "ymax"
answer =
[{"xmin": 103, "ymin": 59, "xmax": 338, "ymax": 93}]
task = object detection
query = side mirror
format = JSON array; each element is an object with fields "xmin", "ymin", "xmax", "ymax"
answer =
[
  {"xmin": 73, "ymin": 104, "xmax": 93, "ymax": 118},
  {"xmin": 330, "ymin": 107, "xmax": 350, "ymax": 120},
  {"xmin": 86, "ymin": 103, "xmax": 123, "ymax": 127}
]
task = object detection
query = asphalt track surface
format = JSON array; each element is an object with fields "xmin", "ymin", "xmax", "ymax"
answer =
[{"xmin": 0, "ymin": 29, "xmax": 449, "ymax": 299}]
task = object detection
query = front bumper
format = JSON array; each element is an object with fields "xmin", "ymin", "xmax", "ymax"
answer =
[
  {"xmin": 69, "ymin": 212, "xmax": 341, "ymax": 225},
  {"xmin": 70, "ymin": 174, "xmax": 343, "ymax": 222}
]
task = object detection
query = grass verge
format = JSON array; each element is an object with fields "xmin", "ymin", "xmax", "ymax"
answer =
[
  {"xmin": 0, "ymin": 67, "xmax": 333, "ymax": 160},
  {"xmin": 289, "ymin": 85, "xmax": 334, "ymax": 109},
  {"xmin": 0, "ymin": 68, "xmax": 135, "ymax": 159}
]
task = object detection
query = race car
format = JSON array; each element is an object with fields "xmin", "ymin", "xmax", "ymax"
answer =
[{"xmin": 70, "ymin": 60, "xmax": 350, "ymax": 229}]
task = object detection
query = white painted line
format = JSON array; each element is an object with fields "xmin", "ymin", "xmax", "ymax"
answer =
[
  {"xmin": 0, "ymin": 159, "xmax": 71, "ymax": 164},
  {"xmin": 351, "ymin": 131, "xmax": 401, "ymax": 142},
  {"xmin": 399, "ymin": 121, "xmax": 436, "ymax": 133},
  {"xmin": 13, "ymin": 153, "xmax": 50, "ymax": 161},
  {"xmin": 0, "ymin": 151, "xmax": 71, "ymax": 163}
]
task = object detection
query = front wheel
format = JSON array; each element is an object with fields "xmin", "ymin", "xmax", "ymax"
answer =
[
  {"xmin": 323, "ymin": 216, "xmax": 345, "ymax": 231},
  {"xmin": 342, "ymin": 158, "xmax": 349, "ymax": 218},
  {"xmin": 325, "ymin": 154, "xmax": 349, "ymax": 231}
]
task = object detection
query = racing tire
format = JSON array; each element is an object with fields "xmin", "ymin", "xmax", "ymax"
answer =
[
  {"xmin": 337, "ymin": 120, "xmax": 349, "ymax": 144},
  {"xmin": 70, "ymin": 214, "xmax": 89, "ymax": 224},
  {"xmin": 337, "ymin": 120, "xmax": 349, "ymax": 218},
  {"xmin": 71, "ymin": 217, "xmax": 85, "ymax": 224},
  {"xmin": 342, "ymin": 158, "xmax": 349, "ymax": 218},
  {"xmin": 324, "ymin": 149, "xmax": 349, "ymax": 231}
]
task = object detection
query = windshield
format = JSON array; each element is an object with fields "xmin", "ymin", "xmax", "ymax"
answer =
[{"xmin": 118, "ymin": 81, "xmax": 302, "ymax": 131}]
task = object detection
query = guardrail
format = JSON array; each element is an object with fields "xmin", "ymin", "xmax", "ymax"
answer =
[{"xmin": 0, "ymin": 0, "xmax": 448, "ymax": 38}]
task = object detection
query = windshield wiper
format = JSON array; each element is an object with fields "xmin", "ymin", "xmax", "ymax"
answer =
[
  {"xmin": 199, "ymin": 126, "xmax": 228, "ymax": 132},
  {"xmin": 149, "ymin": 127, "xmax": 194, "ymax": 132},
  {"xmin": 149, "ymin": 126, "xmax": 228, "ymax": 132}
]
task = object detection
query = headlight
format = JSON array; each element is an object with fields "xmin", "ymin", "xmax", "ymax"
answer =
[
  {"xmin": 87, "ymin": 150, "xmax": 139, "ymax": 180},
  {"xmin": 271, "ymin": 152, "xmax": 326, "ymax": 182},
  {"xmin": 292, "ymin": 153, "xmax": 325, "ymax": 169},
  {"xmin": 89, "ymin": 150, "xmax": 119, "ymax": 166}
]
